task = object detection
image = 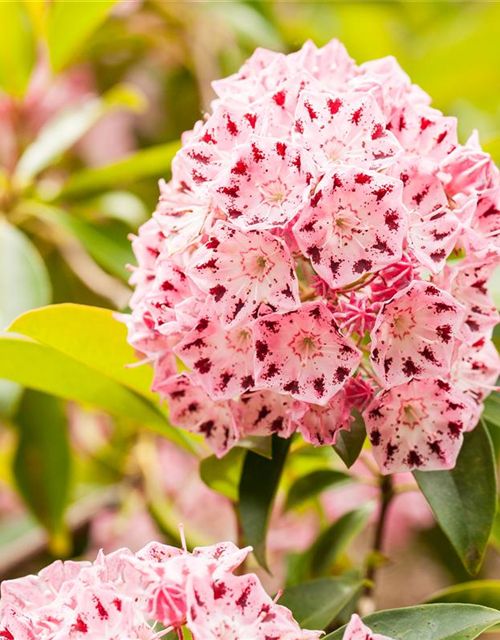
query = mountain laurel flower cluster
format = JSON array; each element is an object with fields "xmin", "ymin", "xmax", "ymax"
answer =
[
  {"xmin": 0, "ymin": 539, "xmax": 322, "ymax": 640},
  {"xmin": 123, "ymin": 39, "xmax": 500, "ymax": 473}
]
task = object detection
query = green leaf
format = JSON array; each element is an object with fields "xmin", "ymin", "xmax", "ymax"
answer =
[
  {"xmin": 0, "ymin": 221, "xmax": 51, "ymax": 416},
  {"xmin": 238, "ymin": 434, "xmax": 291, "ymax": 570},
  {"xmin": 285, "ymin": 469, "xmax": 352, "ymax": 512},
  {"xmin": 310, "ymin": 504, "xmax": 374, "ymax": 578},
  {"xmin": 333, "ymin": 409, "xmax": 366, "ymax": 468},
  {"xmin": 0, "ymin": 221, "xmax": 51, "ymax": 329},
  {"xmin": 55, "ymin": 141, "xmax": 181, "ymax": 200},
  {"xmin": 414, "ymin": 422, "xmax": 497, "ymax": 575},
  {"xmin": 14, "ymin": 389, "xmax": 71, "ymax": 554},
  {"xmin": 279, "ymin": 577, "xmax": 364, "ymax": 630},
  {"xmin": 324, "ymin": 604, "xmax": 500, "ymax": 640},
  {"xmin": 427, "ymin": 580, "xmax": 500, "ymax": 611},
  {"xmin": 9, "ymin": 304, "xmax": 154, "ymax": 400},
  {"xmin": 482, "ymin": 392, "xmax": 500, "ymax": 429},
  {"xmin": 47, "ymin": 0, "xmax": 116, "ymax": 71},
  {"xmin": 26, "ymin": 202, "xmax": 133, "ymax": 280},
  {"xmin": 0, "ymin": 1, "xmax": 35, "ymax": 97},
  {"xmin": 15, "ymin": 84, "xmax": 145, "ymax": 185},
  {"xmin": 0, "ymin": 332, "xmax": 190, "ymax": 449},
  {"xmin": 199, "ymin": 448, "xmax": 245, "ymax": 502},
  {"xmin": 237, "ymin": 435, "xmax": 273, "ymax": 459}
]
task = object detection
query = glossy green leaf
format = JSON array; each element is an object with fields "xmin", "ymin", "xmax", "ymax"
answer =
[
  {"xmin": 0, "ymin": 332, "xmax": 189, "ymax": 449},
  {"xmin": 324, "ymin": 604, "xmax": 500, "ymax": 640},
  {"xmin": 9, "ymin": 304, "xmax": 154, "ymax": 400},
  {"xmin": 279, "ymin": 577, "xmax": 364, "ymax": 630},
  {"xmin": 199, "ymin": 448, "xmax": 245, "ymax": 502},
  {"xmin": 482, "ymin": 392, "xmax": 500, "ymax": 429},
  {"xmin": 427, "ymin": 580, "xmax": 500, "ymax": 611},
  {"xmin": 15, "ymin": 84, "xmax": 145, "ymax": 185},
  {"xmin": 0, "ymin": 1, "xmax": 35, "ymax": 97},
  {"xmin": 0, "ymin": 221, "xmax": 51, "ymax": 416},
  {"xmin": 56, "ymin": 141, "xmax": 181, "ymax": 200},
  {"xmin": 333, "ymin": 410, "xmax": 366, "ymax": 468},
  {"xmin": 238, "ymin": 434, "xmax": 291, "ymax": 570},
  {"xmin": 14, "ymin": 389, "xmax": 71, "ymax": 554},
  {"xmin": 0, "ymin": 221, "xmax": 51, "ymax": 329},
  {"xmin": 310, "ymin": 504, "xmax": 374, "ymax": 578},
  {"xmin": 47, "ymin": 0, "xmax": 116, "ymax": 71},
  {"xmin": 414, "ymin": 423, "xmax": 497, "ymax": 575},
  {"xmin": 285, "ymin": 469, "xmax": 352, "ymax": 512}
]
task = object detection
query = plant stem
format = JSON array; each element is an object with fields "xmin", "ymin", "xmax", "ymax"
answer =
[{"xmin": 364, "ymin": 474, "xmax": 394, "ymax": 601}]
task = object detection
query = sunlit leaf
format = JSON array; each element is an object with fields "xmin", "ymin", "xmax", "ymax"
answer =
[
  {"xmin": 427, "ymin": 580, "xmax": 500, "ymax": 611},
  {"xmin": 47, "ymin": 0, "xmax": 116, "ymax": 71},
  {"xmin": 0, "ymin": 1, "xmax": 35, "ymax": 97},
  {"xmin": 199, "ymin": 448, "xmax": 245, "ymax": 502}
]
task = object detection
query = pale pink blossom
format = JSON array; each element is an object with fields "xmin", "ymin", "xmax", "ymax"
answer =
[
  {"xmin": 370, "ymin": 281, "xmax": 465, "ymax": 388},
  {"xmin": 364, "ymin": 378, "xmax": 476, "ymax": 473},
  {"xmin": 342, "ymin": 614, "xmax": 396, "ymax": 640}
]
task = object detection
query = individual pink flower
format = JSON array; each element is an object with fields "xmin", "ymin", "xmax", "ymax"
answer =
[
  {"xmin": 364, "ymin": 378, "xmax": 476, "ymax": 473},
  {"xmin": 370, "ymin": 281, "xmax": 465, "ymax": 388},
  {"xmin": 235, "ymin": 390, "xmax": 298, "ymax": 438},
  {"xmin": 293, "ymin": 166, "xmax": 407, "ymax": 289},
  {"xmin": 295, "ymin": 388, "xmax": 352, "ymax": 446},
  {"xmin": 186, "ymin": 572, "xmax": 320, "ymax": 640},
  {"xmin": 187, "ymin": 220, "xmax": 300, "ymax": 328},
  {"xmin": 341, "ymin": 614, "xmax": 396, "ymax": 640},
  {"xmin": 254, "ymin": 301, "xmax": 361, "ymax": 404},
  {"xmin": 292, "ymin": 90, "xmax": 402, "ymax": 170},
  {"xmin": 159, "ymin": 374, "xmax": 239, "ymax": 457},
  {"xmin": 433, "ymin": 250, "xmax": 500, "ymax": 339},
  {"xmin": 288, "ymin": 39, "xmax": 357, "ymax": 89},
  {"xmin": 174, "ymin": 303, "xmax": 255, "ymax": 401},
  {"xmin": 369, "ymin": 252, "xmax": 415, "ymax": 303},
  {"xmin": 153, "ymin": 179, "xmax": 213, "ymax": 256},
  {"xmin": 386, "ymin": 157, "xmax": 461, "ymax": 272},
  {"xmin": 212, "ymin": 136, "xmax": 317, "ymax": 229},
  {"xmin": 451, "ymin": 337, "xmax": 500, "ymax": 406}
]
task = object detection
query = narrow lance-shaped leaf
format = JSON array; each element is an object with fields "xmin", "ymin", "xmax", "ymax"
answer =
[
  {"xmin": 427, "ymin": 580, "xmax": 500, "ymax": 612},
  {"xmin": 285, "ymin": 469, "xmax": 352, "ymax": 512},
  {"xmin": 14, "ymin": 389, "xmax": 71, "ymax": 555},
  {"xmin": 414, "ymin": 422, "xmax": 497, "ymax": 576},
  {"xmin": 238, "ymin": 434, "xmax": 291, "ymax": 570},
  {"xmin": 55, "ymin": 141, "xmax": 181, "ymax": 200},
  {"xmin": 324, "ymin": 604, "xmax": 500, "ymax": 640}
]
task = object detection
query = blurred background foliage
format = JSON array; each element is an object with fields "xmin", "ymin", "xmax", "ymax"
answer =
[{"xmin": 1, "ymin": 0, "xmax": 500, "ymax": 613}]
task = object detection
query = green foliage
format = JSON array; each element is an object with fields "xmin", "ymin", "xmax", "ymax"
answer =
[
  {"xmin": 324, "ymin": 604, "xmax": 500, "ymax": 640},
  {"xmin": 414, "ymin": 423, "xmax": 497, "ymax": 575},
  {"xmin": 47, "ymin": 0, "xmax": 116, "ymax": 71},
  {"xmin": 13, "ymin": 390, "xmax": 71, "ymax": 554},
  {"xmin": 56, "ymin": 142, "xmax": 181, "ymax": 200},
  {"xmin": 279, "ymin": 576, "xmax": 365, "ymax": 630},
  {"xmin": 333, "ymin": 410, "xmax": 366, "ymax": 468},
  {"xmin": 285, "ymin": 469, "xmax": 352, "ymax": 512},
  {"xmin": 428, "ymin": 580, "xmax": 500, "ymax": 611},
  {"xmin": 0, "ymin": 1, "xmax": 35, "ymax": 97},
  {"xmin": 238, "ymin": 434, "xmax": 291, "ymax": 570},
  {"xmin": 199, "ymin": 448, "xmax": 245, "ymax": 502}
]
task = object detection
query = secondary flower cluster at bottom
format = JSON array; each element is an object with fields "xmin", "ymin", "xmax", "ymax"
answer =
[{"xmin": 0, "ymin": 539, "xmax": 323, "ymax": 640}]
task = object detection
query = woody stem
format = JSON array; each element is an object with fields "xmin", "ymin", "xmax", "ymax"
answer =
[{"xmin": 364, "ymin": 474, "xmax": 394, "ymax": 599}]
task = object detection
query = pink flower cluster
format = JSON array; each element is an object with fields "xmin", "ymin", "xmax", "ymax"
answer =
[
  {"xmin": 0, "ymin": 539, "xmax": 320, "ymax": 640},
  {"xmin": 124, "ymin": 39, "xmax": 500, "ymax": 473}
]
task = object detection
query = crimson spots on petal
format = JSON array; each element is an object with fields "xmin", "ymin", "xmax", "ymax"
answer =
[
  {"xmin": 195, "ymin": 357, "xmax": 213, "ymax": 374},
  {"xmin": 284, "ymin": 380, "xmax": 300, "ymax": 394},
  {"xmin": 255, "ymin": 340, "xmax": 269, "ymax": 361},
  {"xmin": 406, "ymin": 450, "xmax": 423, "ymax": 467},
  {"xmin": 272, "ymin": 90, "xmax": 286, "ymax": 107},
  {"xmin": 355, "ymin": 173, "xmax": 372, "ymax": 185},
  {"xmin": 210, "ymin": 284, "xmax": 227, "ymax": 301},
  {"xmin": 353, "ymin": 259, "xmax": 372, "ymax": 274},
  {"xmin": 327, "ymin": 97, "xmax": 342, "ymax": 114}
]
